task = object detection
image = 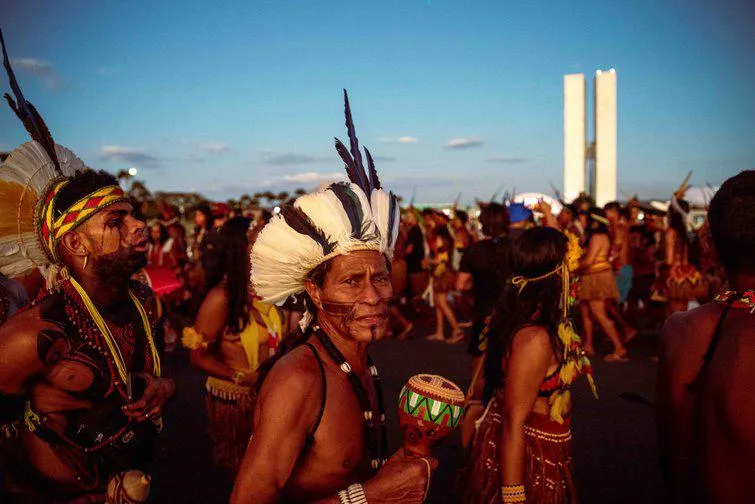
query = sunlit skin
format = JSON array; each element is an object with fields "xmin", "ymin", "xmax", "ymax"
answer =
[
  {"xmin": 308, "ymin": 250, "xmax": 393, "ymax": 348},
  {"xmin": 0, "ymin": 201, "xmax": 175, "ymax": 499},
  {"xmin": 231, "ymin": 250, "xmax": 433, "ymax": 504}
]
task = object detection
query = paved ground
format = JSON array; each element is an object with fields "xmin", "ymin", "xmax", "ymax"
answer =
[{"xmin": 151, "ymin": 326, "xmax": 668, "ymax": 503}]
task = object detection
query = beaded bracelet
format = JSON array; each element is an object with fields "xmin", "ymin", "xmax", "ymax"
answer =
[
  {"xmin": 338, "ymin": 483, "xmax": 368, "ymax": 504},
  {"xmin": 502, "ymin": 484, "xmax": 526, "ymax": 503}
]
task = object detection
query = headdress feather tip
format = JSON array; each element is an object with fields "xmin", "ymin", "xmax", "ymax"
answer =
[{"xmin": 0, "ymin": 28, "xmax": 61, "ymax": 175}]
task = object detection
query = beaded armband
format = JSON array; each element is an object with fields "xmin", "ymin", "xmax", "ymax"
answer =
[
  {"xmin": 182, "ymin": 326, "xmax": 208, "ymax": 350},
  {"xmin": 502, "ymin": 484, "xmax": 526, "ymax": 503},
  {"xmin": 338, "ymin": 483, "xmax": 368, "ymax": 504}
]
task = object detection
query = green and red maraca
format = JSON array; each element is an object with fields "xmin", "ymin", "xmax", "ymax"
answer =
[{"xmin": 397, "ymin": 374, "xmax": 465, "ymax": 457}]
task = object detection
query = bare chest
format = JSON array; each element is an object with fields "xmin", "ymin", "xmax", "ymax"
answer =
[{"xmin": 286, "ymin": 369, "xmax": 383, "ymax": 497}]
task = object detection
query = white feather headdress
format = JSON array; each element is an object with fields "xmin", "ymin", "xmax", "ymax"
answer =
[{"xmin": 251, "ymin": 91, "xmax": 400, "ymax": 305}]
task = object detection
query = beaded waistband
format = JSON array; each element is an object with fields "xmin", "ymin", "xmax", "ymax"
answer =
[
  {"xmin": 206, "ymin": 376, "xmax": 251, "ymax": 401},
  {"xmin": 523, "ymin": 423, "xmax": 572, "ymax": 444}
]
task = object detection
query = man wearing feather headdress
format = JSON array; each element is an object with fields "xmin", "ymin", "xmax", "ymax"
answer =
[
  {"xmin": 0, "ymin": 32, "xmax": 174, "ymax": 502},
  {"xmin": 231, "ymin": 91, "xmax": 434, "ymax": 504}
]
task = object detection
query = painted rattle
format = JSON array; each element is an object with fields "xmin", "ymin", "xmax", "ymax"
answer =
[{"xmin": 397, "ymin": 374, "xmax": 465, "ymax": 457}]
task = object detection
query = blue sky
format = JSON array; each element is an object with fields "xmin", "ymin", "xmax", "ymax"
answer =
[{"xmin": 1, "ymin": 0, "xmax": 753, "ymax": 203}]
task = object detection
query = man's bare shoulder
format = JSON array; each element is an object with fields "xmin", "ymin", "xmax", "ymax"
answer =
[
  {"xmin": 660, "ymin": 303, "xmax": 724, "ymax": 375},
  {"xmin": 255, "ymin": 343, "xmax": 324, "ymax": 435},
  {"xmin": 0, "ymin": 295, "xmax": 69, "ymax": 393},
  {"xmin": 662, "ymin": 303, "xmax": 723, "ymax": 343},
  {"xmin": 259, "ymin": 343, "xmax": 324, "ymax": 409},
  {"xmin": 0, "ymin": 294, "xmax": 65, "ymax": 340}
]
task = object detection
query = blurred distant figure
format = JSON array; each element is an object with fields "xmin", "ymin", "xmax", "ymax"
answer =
[
  {"xmin": 507, "ymin": 203, "xmax": 533, "ymax": 241},
  {"xmin": 663, "ymin": 197, "xmax": 706, "ymax": 314},
  {"xmin": 605, "ymin": 201, "xmax": 637, "ymax": 341},
  {"xmin": 457, "ymin": 202, "xmax": 512, "ymax": 357},
  {"xmin": 404, "ymin": 209, "xmax": 428, "ymax": 303},
  {"xmin": 426, "ymin": 226, "xmax": 462, "ymax": 343},
  {"xmin": 578, "ymin": 210, "xmax": 628, "ymax": 361}
]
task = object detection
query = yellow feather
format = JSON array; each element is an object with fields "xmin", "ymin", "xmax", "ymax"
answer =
[
  {"xmin": 559, "ymin": 360, "xmax": 577, "ymax": 385},
  {"xmin": 549, "ymin": 390, "xmax": 571, "ymax": 424}
]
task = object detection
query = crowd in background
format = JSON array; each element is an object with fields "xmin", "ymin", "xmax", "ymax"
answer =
[{"xmin": 385, "ymin": 189, "xmax": 722, "ymax": 363}]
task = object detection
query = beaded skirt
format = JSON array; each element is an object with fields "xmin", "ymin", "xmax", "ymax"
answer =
[
  {"xmin": 205, "ymin": 376, "xmax": 255, "ymax": 472},
  {"xmin": 459, "ymin": 394, "xmax": 578, "ymax": 503}
]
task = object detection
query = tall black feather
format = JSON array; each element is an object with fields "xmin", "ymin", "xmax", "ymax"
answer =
[
  {"xmin": 329, "ymin": 183, "xmax": 364, "ymax": 238},
  {"xmin": 341, "ymin": 89, "xmax": 370, "ymax": 192},
  {"xmin": 279, "ymin": 205, "xmax": 335, "ymax": 255},
  {"xmin": 334, "ymin": 138, "xmax": 363, "ymax": 187},
  {"xmin": 0, "ymin": 29, "xmax": 61, "ymax": 175},
  {"xmin": 364, "ymin": 147, "xmax": 381, "ymax": 191}
]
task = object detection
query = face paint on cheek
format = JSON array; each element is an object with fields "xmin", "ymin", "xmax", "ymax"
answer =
[{"xmin": 321, "ymin": 300, "xmax": 359, "ymax": 333}]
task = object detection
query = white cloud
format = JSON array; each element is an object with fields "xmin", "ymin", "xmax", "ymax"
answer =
[
  {"xmin": 282, "ymin": 172, "xmax": 346, "ymax": 184},
  {"xmin": 12, "ymin": 58, "xmax": 62, "ymax": 91},
  {"xmin": 446, "ymin": 138, "xmax": 484, "ymax": 149},
  {"xmin": 196, "ymin": 141, "xmax": 229, "ymax": 154},
  {"xmin": 379, "ymin": 136, "xmax": 418, "ymax": 144},
  {"xmin": 99, "ymin": 145, "xmax": 158, "ymax": 166}
]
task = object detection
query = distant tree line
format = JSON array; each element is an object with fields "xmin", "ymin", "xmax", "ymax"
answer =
[{"xmin": 115, "ymin": 169, "xmax": 309, "ymax": 219}]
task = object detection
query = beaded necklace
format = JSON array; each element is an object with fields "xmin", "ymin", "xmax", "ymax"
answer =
[
  {"xmin": 64, "ymin": 278, "xmax": 161, "ymax": 395},
  {"xmin": 714, "ymin": 289, "xmax": 755, "ymax": 313},
  {"xmin": 313, "ymin": 325, "xmax": 387, "ymax": 469}
]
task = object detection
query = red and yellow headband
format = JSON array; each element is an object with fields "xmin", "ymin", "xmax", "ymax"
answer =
[{"xmin": 38, "ymin": 181, "xmax": 129, "ymax": 263}]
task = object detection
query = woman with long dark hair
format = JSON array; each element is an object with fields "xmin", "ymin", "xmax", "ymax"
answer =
[
  {"xmin": 578, "ymin": 209, "xmax": 628, "ymax": 361},
  {"xmin": 182, "ymin": 216, "xmax": 282, "ymax": 472},
  {"xmin": 461, "ymin": 227, "xmax": 594, "ymax": 504}
]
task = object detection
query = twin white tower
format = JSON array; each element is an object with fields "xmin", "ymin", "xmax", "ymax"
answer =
[{"xmin": 563, "ymin": 70, "xmax": 617, "ymax": 206}]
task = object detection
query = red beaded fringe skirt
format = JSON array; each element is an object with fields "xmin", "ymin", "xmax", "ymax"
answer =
[{"xmin": 459, "ymin": 396, "xmax": 578, "ymax": 503}]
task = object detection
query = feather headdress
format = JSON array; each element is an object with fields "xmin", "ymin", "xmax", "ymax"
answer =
[
  {"xmin": 251, "ymin": 90, "xmax": 400, "ymax": 304},
  {"xmin": 0, "ymin": 29, "xmax": 127, "ymax": 283}
]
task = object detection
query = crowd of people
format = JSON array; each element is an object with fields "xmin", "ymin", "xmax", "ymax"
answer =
[{"xmin": 0, "ymin": 32, "xmax": 753, "ymax": 504}]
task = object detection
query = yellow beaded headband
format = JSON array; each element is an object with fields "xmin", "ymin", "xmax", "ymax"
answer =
[{"xmin": 37, "ymin": 181, "xmax": 128, "ymax": 263}]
